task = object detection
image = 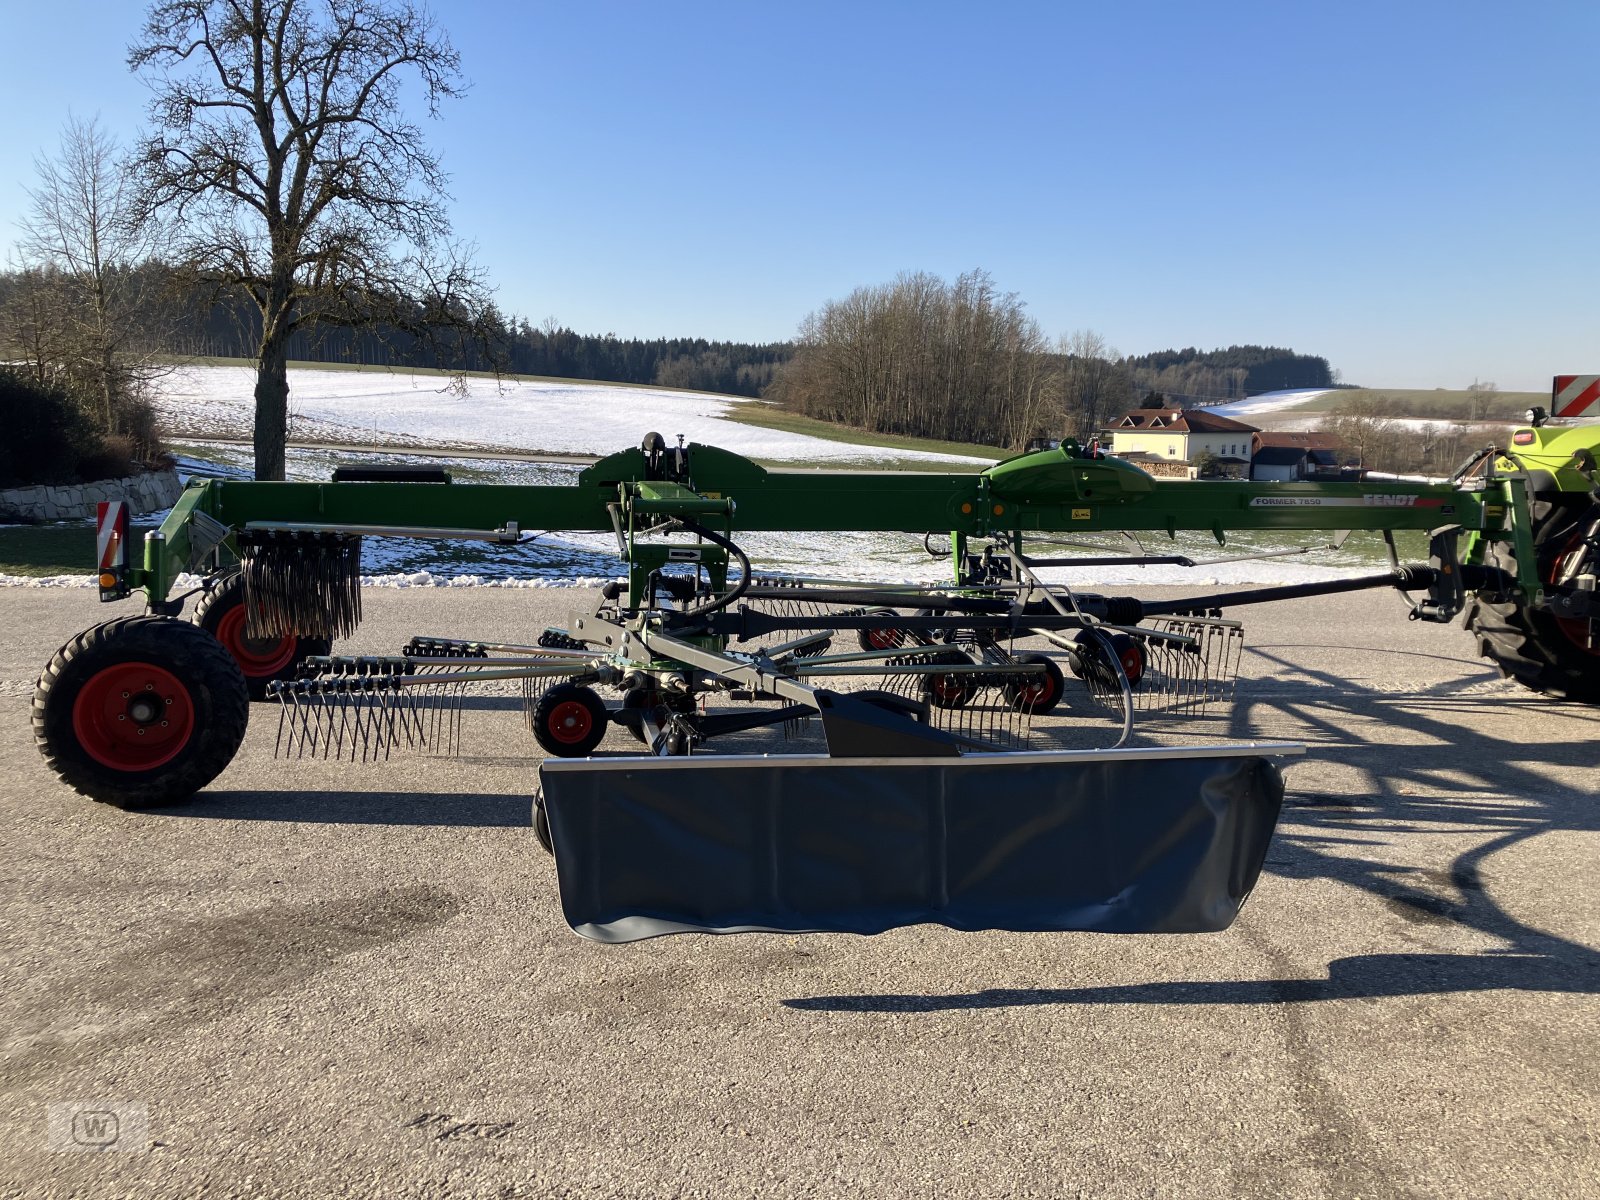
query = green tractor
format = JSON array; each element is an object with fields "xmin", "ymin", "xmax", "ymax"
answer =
[{"xmin": 1463, "ymin": 376, "xmax": 1600, "ymax": 701}]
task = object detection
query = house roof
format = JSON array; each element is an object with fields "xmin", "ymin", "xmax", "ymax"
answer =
[
  {"xmin": 1252, "ymin": 446, "xmax": 1312, "ymax": 467},
  {"xmin": 1252, "ymin": 431, "xmax": 1346, "ymax": 450},
  {"xmin": 1115, "ymin": 408, "xmax": 1260, "ymax": 434}
]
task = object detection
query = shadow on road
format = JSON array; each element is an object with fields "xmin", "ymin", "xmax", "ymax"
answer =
[
  {"xmin": 789, "ymin": 645, "xmax": 1600, "ymax": 1010},
  {"xmin": 174, "ymin": 788, "xmax": 534, "ymax": 827},
  {"xmin": 784, "ymin": 952, "xmax": 1599, "ymax": 1011}
]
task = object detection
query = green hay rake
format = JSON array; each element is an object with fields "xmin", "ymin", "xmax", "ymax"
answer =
[{"xmin": 32, "ymin": 387, "xmax": 1600, "ymax": 941}]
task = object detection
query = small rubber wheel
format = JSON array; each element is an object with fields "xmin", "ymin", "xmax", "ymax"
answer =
[
  {"xmin": 532, "ymin": 683, "xmax": 609, "ymax": 757},
  {"xmin": 33, "ymin": 616, "xmax": 250, "ymax": 807},
  {"xmin": 194, "ymin": 569, "xmax": 331, "ymax": 700},
  {"xmin": 617, "ymin": 688, "xmax": 664, "ymax": 745},
  {"xmin": 922, "ymin": 669, "xmax": 975, "ymax": 710},
  {"xmin": 532, "ymin": 789, "xmax": 554, "ymax": 856},
  {"xmin": 1072, "ymin": 629, "xmax": 1145, "ymax": 689},
  {"xmin": 857, "ymin": 625, "xmax": 906, "ymax": 652},
  {"xmin": 1006, "ymin": 652, "xmax": 1065, "ymax": 714},
  {"xmin": 1108, "ymin": 634, "xmax": 1146, "ymax": 688}
]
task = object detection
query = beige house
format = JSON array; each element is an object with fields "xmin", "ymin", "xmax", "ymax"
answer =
[{"xmin": 1108, "ymin": 407, "xmax": 1260, "ymax": 467}]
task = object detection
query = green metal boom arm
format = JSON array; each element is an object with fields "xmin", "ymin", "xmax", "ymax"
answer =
[{"xmin": 135, "ymin": 440, "xmax": 1527, "ymax": 604}]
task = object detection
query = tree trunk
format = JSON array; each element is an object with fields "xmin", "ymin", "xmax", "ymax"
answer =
[{"xmin": 254, "ymin": 334, "xmax": 290, "ymax": 481}]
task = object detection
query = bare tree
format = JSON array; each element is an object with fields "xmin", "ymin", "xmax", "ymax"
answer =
[
  {"xmin": 1466, "ymin": 378, "xmax": 1501, "ymax": 422},
  {"xmin": 13, "ymin": 115, "xmax": 170, "ymax": 445},
  {"xmin": 770, "ymin": 270, "xmax": 1050, "ymax": 449},
  {"xmin": 1057, "ymin": 329, "xmax": 1133, "ymax": 441},
  {"xmin": 1321, "ymin": 395, "xmax": 1396, "ymax": 471},
  {"xmin": 129, "ymin": 0, "xmax": 489, "ymax": 479}
]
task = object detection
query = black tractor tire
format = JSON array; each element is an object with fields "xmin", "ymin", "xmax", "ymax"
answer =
[
  {"xmin": 531, "ymin": 683, "xmax": 609, "ymax": 757},
  {"xmin": 1005, "ymin": 652, "xmax": 1066, "ymax": 714},
  {"xmin": 1465, "ymin": 499, "xmax": 1600, "ymax": 703},
  {"xmin": 33, "ymin": 616, "xmax": 250, "ymax": 808},
  {"xmin": 193, "ymin": 569, "xmax": 332, "ymax": 700}
]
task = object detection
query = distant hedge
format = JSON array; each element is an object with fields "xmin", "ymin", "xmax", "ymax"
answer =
[{"xmin": 0, "ymin": 368, "xmax": 103, "ymax": 489}]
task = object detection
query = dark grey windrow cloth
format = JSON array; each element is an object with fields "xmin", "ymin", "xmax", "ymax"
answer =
[{"xmin": 539, "ymin": 745, "xmax": 1299, "ymax": 943}]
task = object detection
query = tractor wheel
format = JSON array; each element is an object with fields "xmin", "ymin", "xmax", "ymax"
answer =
[
  {"xmin": 1005, "ymin": 652, "xmax": 1065, "ymax": 714},
  {"xmin": 532, "ymin": 683, "xmax": 609, "ymax": 757},
  {"xmin": 1466, "ymin": 500, "xmax": 1600, "ymax": 703},
  {"xmin": 33, "ymin": 616, "xmax": 250, "ymax": 808},
  {"xmin": 194, "ymin": 569, "xmax": 331, "ymax": 700}
]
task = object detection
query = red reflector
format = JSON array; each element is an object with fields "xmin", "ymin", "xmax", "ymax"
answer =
[{"xmin": 1512, "ymin": 430, "xmax": 1536, "ymax": 445}]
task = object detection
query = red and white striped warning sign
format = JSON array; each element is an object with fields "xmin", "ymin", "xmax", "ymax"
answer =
[
  {"xmin": 1552, "ymin": 375, "xmax": 1600, "ymax": 418},
  {"xmin": 96, "ymin": 500, "xmax": 128, "ymax": 571}
]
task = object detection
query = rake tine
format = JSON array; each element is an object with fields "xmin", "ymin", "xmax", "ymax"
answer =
[{"xmin": 272, "ymin": 686, "xmax": 289, "ymax": 757}]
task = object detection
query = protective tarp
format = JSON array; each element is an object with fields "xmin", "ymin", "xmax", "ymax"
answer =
[{"xmin": 539, "ymin": 746, "xmax": 1294, "ymax": 943}]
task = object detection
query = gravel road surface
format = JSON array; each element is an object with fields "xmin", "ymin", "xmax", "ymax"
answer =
[{"xmin": 1, "ymin": 587, "xmax": 1595, "ymax": 1198}]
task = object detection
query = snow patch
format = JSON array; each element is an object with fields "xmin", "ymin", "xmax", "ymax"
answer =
[{"xmin": 1203, "ymin": 388, "xmax": 1334, "ymax": 418}]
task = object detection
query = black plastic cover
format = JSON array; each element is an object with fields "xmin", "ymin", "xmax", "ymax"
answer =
[{"xmin": 539, "ymin": 748, "xmax": 1288, "ymax": 943}]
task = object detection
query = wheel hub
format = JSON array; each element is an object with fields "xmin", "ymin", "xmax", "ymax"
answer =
[
  {"xmin": 547, "ymin": 700, "xmax": 594, "ymax": 744},
  {"xmin": 72, "ymin": 662, "xmax": 196, "ymax": 771}
]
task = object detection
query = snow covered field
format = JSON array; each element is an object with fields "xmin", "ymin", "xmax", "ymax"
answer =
[
  {"xmin": 157, "ymin": 364, "xmax": 996, "ymax": 467},
  {"xmin": 1203, "ymin": 388, "xmax": 1333, "ymax": 419}
]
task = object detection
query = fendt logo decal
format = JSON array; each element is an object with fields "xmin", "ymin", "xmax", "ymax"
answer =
[{"xmin": 1553, "ymin": 375, "xmax": 1600, "ymax": 418}]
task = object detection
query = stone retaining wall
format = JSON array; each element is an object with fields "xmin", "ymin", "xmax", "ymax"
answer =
[{"xmin": 0, "ymin": 468, "xmax": 184, "ymax": 522}]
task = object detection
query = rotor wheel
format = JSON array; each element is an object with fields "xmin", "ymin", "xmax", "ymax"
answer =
[
  {"xmin": 531, "ymin": 683, "xmax": 609, "ymax": 757},
  {"xmin": 33, "ymin": 616, "xmax": 250, "ymax": 808},
  {"xmin": 1005, "ymin": 652, "xmax": 1066, "ymax": 714},
  {"xmin": 1466, "ymin": 499, "xmax": 1600, "ymax": 702},
  {"xmin": 194, "ymin": 569, "xmax": 331, "ymax": 700}
]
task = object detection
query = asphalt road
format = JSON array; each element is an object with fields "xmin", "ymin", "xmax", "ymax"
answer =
[{"xmin": 0, "ymin": 587, "xmax": 1596, "ymax": 1198}]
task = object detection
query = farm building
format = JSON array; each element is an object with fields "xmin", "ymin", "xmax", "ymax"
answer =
[
  {"xmin": 1249, "ymin": 431, "xmax": 1346, "ymax": 481},
  {"xmin": 1107, "ymin": 407, "xmax": 1259, "ymax": 467}
]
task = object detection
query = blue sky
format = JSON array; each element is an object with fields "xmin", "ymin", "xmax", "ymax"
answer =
[{"xmin": 2, "ymin": 1, "xmax": 1595, "ymax": 391}]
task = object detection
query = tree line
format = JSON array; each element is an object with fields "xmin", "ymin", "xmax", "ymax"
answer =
[
  {"xmin": 765, "ymin": 271, "xmax": 1343, "ymax": 449},
  {"xmin": 147, "ymin": 288, "xmax": 793, "ymax": 397},
  {"xmin": 1123, "ymin": 346, "xmax": 1337, "ymax": 405}
]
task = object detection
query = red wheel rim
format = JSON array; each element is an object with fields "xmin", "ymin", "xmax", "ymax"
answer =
[
  {"xmin": 1119, "ymin": 646, "xmax": 1146, "ymax": 685},
  {"xmin": 1016, "ymin": 668, "xmax": 1059, "ymax": 708},
  {"xmin": 71, "ymin": 662, "xmax": 196, "ymax": 771},
  {"xmin": 931, "ymin": 674, "xmax": 965, "ymax": 703},
  {"xmin": 215, "ymin": 604, "xmax": 298, "ymax": 676},
  {"xmin": 546, "ymin": 699, "xmax": 595, "ymax": 744},
  {"xmin": 866, "ymin": 628, "xmax": 902, "ymax": 650},
  {"xmin": 1549, "ymin": 532, "xmax": 1599, "ymax": 657}
]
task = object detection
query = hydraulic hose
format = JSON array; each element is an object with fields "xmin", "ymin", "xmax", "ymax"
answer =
[{"xmin": 672, "ymin": 518, "xmax": 752, "ymax": 620}]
